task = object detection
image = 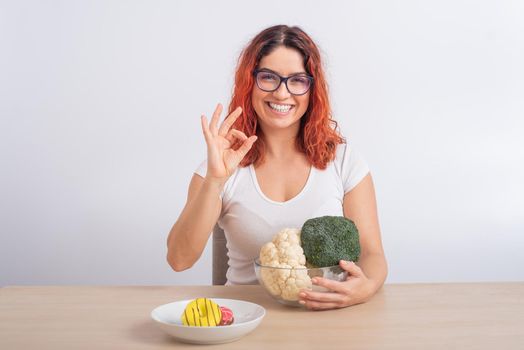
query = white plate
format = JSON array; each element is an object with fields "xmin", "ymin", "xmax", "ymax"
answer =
[{"xmin": 151, "ymin": 298, "xmax": 266, "ymax": 345}]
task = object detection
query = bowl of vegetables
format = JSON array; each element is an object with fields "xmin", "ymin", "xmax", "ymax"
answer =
[
  {"xmin": 254, "ymin": 216, "xmax": 360, "ymax": 307},
  {"xmin": 254, "ymin": 258, "xmax": 348, "ymax": 307}
]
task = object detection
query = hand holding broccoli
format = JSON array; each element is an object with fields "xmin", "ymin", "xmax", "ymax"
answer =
[{"xmin": 297, "ymin": 216, "xmax": 378, "ymax": 310}]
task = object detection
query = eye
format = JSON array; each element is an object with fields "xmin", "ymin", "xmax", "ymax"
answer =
[
  {"xmin": 289, "ymin": 75, "xmax": 310, "ymax": 85},
  {"xmin": 259, "ymin": 72, "xmax": 278, "ymax": 81}
]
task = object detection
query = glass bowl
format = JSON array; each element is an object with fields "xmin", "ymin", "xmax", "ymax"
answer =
[{"xmin": 254, "ymin": 258, "xmax": 348, "ymax": 307}]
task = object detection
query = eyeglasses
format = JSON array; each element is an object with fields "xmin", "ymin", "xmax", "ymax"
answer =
[{"xmin": 253, "ymin": 69, "xmax": 313, "ymax": 96}]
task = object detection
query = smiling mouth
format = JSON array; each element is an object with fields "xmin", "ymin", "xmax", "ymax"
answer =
[{"xmin": 266, "ymin": 102, "xmax": 294, "ymax": 114}]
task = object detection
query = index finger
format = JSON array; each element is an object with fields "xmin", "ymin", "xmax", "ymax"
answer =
[
  {"xmin": 299, "ymin": 289, "xmax": 340, "ymax": 303},
  {"xmin": 309, "ymin": 277, "xmax": 347, "ymax": 294},
  {"xmin": 218, "ymin": 106, "xmax": 242, "ymax": 137}
]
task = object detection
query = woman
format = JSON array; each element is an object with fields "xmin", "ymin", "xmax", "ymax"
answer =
[{"xmin": 167, "ymin": 25, "xmax": 387, "ymax": 310}]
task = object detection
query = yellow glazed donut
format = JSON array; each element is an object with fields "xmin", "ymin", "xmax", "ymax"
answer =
[{"xmin": 181, "ymin": 298, "xmax": 222, "ymax": 327}]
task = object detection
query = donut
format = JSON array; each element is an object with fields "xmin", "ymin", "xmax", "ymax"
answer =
[
  {"xmin": 218, "ymin": 306, "xmax": 234, "ymax": 326},
  {"xmin": 181, "ymin": 298, "xmax": 222, "ymax": 327}
]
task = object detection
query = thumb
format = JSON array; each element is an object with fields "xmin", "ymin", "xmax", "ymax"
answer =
[{"xmin": 339, "ymin": 260, "xmax": 364, "ymax": 278}]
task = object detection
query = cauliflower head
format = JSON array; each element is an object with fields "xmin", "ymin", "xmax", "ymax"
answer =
[{"xmin": 258, "ymin": 228, "xmax": 312, "ymax": 301}]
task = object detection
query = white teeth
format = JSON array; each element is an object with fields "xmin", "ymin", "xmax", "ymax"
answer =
[{"xmin": 269, "ymin": 102, "xmax": 292, "ymax": 113}]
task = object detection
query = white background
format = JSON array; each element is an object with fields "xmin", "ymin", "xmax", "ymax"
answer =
[{"xmin": 1, "ymin": 0, "xmax": 523, "ymax": 286}]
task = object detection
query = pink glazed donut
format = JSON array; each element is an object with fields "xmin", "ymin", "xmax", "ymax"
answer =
[{"xmin": 218, "ymin": 306, "xmax": 234, "ymax": 326}]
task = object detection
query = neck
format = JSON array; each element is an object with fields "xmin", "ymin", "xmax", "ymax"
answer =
[{"xmin": 260, "ymin": 126, "xmax": 301, "ymax": 161}]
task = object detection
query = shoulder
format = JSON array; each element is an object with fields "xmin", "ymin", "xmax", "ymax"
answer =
[
  {"xmin": 332, "ymin": 142, "xmax": 357, "ymax": 170},
  {"xmin": 334, "ymin": 142, "xmax": 350, "ymax": 164},
  {"xmin": 331, "ymin": 143, "xmax": 370, "ymax": 193}
]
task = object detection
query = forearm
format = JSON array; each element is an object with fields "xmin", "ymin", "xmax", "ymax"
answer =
[
  {"xmin": 167, "ymin": 178, "xmax": 223, "ymax": 271},
  {"xmin": 357, "ymin": 252, "xmax": 388, "ymax": 294}
]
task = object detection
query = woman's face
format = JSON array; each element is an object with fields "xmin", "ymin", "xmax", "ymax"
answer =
[{"xmin": 251, "ymin": 46, "xmax": 311, "ymax": 133}]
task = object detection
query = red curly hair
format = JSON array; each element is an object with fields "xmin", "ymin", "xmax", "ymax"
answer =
[{"xmin": 229, "ymin": 25, "xmax": 344, "ymax": 170}]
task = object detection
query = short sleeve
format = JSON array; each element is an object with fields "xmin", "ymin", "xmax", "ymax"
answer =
[
  {"xmin": 193, "ymin": 159, "xmax": 227, "ymax": 199},
  {"xmin": 337, "ymin": 144, "xmax": 370, "ymax": 193},
  {"xmin": 194, "ymin": 159, "xmax": 207, "ymax": 178}
]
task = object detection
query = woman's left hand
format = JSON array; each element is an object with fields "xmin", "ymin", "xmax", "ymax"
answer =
[{"xmin": 298, "ymin": 260, "xmax": 375, "ymax": 310}]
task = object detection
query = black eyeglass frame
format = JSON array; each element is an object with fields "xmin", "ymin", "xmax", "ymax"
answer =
[{"xmin": 253, "ymin": 68, "xmax": 314, "ymax": 96}]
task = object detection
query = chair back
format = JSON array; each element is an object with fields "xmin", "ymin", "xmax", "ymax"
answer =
[{"xmin": 212, "ymin": 225, "xmax": 228, "ymax": 285}]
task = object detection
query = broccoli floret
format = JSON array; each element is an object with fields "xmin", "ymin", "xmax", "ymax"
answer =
[{"xmin": 301, "ymin": 216, "xmax": 360, "ymax": 267}]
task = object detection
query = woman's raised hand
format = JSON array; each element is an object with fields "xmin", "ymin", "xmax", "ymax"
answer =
[{"xmin": 201, "ymin": 103, "xmax": 257, "ymax": 182}]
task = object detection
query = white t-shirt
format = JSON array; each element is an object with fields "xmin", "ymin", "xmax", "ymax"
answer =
[{"xmin": 195, "ymin": 143, "xmax": 369, "ymax": 285}]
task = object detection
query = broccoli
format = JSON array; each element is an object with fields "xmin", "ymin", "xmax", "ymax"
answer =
[{"xmin": 301, "ymin": 216, "xmax": 360, "ymax": 267}]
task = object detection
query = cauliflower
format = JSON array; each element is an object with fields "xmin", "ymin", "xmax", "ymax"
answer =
[{"xmin": 259, "ymin": 228, "xmax": 312, "ymax": 301}]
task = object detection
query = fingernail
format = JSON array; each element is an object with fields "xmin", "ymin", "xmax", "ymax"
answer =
[
  {"xmin": 311, "ymin": 278, "xmax": 318, "ymax": 284},
  {"xmin": 299, "ymin": 292, "xmax": 306, "ymax": 298},
  {"xmin": 299, "ymin": 300, "xmax": 306, "ymax": 305}
]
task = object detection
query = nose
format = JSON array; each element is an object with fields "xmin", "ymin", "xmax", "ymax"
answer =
[{"xmin": 273, "ymin": 81, "xmax": 291, "ymax": 100}]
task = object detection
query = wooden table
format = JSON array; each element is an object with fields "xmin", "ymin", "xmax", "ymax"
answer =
[{"xmin": 1, "ymin": 283, "xmax": 523, "ymax": 349}]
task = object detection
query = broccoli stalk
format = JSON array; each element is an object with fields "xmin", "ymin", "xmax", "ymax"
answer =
[{"xmin": 301, "ymin": 216, "xmax": 361, "ymax": 267}]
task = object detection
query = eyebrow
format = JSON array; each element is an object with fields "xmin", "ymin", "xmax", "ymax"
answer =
[{"xmin": 258, "ymin": 67, "xmax": 308, "ymax": 76}]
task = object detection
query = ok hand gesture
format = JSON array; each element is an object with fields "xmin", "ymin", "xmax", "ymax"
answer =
[{"xmin": 201, "ymin": 103, "xmax": 258, "ymax": 183}]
